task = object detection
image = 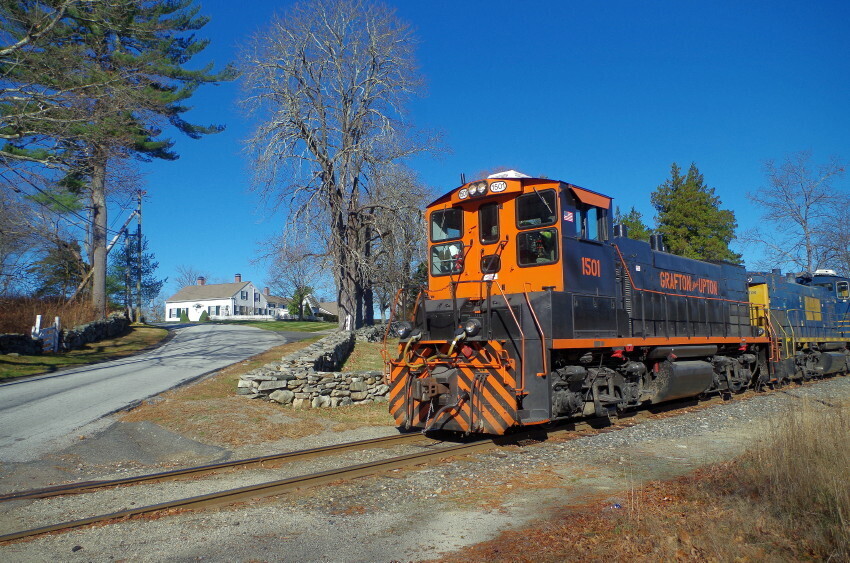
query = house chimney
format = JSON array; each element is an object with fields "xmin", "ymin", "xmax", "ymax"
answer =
[
  {"xmin": 235, "ymin": 273, "xmax": 242, "ymax": 283},
  {"xmin": 197, "ymin": 276, "xmax": 206, "ymax": 286},
  {"xmin": 264, "ymin": 287, "xmax": 270, "ymax": 295}
]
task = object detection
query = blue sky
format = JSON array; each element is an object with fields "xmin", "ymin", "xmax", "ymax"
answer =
[{"xmin": 138, "ymin": 0, "xmax": 850, "ymax": 299}]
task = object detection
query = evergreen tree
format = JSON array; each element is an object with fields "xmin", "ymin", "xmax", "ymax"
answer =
[
  {"xmin": 288, "ymin": 285, "xmax": 313, "ymax": 320},
  {"xmin": 28, "ymin": 238, "xmax": 86, "ymax": 298},
  {"xmin": 1, "ymin": 1, "xmax": 237, "ymax": 318},
  {"xmin": 614, "ymin": 206, "xmax": 651, "ymax": 242},
  {"xmin": 651, "ymin": 163, "xmax": 741, "ymax": 263},
  {"xmin": 106, "ymin": 234, "xmax": 166, "ymax": 319}
]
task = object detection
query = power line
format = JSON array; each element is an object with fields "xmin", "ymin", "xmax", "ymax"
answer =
[{"xmin": 10, "ymin": 168, "xmax": 131, "ymax": 238}]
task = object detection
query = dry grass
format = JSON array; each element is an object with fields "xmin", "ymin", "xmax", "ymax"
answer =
[
  {"xmin": 0, "ymin": 325, "xmax": 168, "ymax": 380},
  {"xmin": 439, "ymin": 400, "xmax": 850, "ymax": 562},
  {"xmin": 0, "ymin": 296, "xmax": 102, "ymax": 334},
  {"xmin": 737, "ymin": 399, "xmax": 850, "ymax": 559},
  {"xmin": 439, "ymin": 467, "xmax": 809, "ymax": 562},
  {"xmin": 342, "ymin": 339, "xmax": 396, "ymax": 372},
  {"xmin": 121, "ymin": 337, "xmax": 395, "ymax": 447}
]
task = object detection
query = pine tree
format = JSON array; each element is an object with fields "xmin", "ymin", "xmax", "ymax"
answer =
[
  {"xmin": 651, "ymin": 163, "xmax": 741, "ymax": 263},
  {"xmin": 1, "ymin": 1, "xmax": 237, "ymax": 317},
  {"xmin": 106, "ymin": 235, "xmax": 166, "ymax": 319},
  {"xmin": 614, "ymin": 206, "xmax": 651, "ymax": 242}
]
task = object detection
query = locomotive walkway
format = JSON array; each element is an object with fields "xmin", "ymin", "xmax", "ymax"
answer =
[{"xmin": 0, "ymin": 324, "xmax": 310, "ymax": 463}]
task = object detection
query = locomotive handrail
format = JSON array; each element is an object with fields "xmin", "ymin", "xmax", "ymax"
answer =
[
  {"xmin": 523, "ymin": 283, "xmax": 549, "ymax": 378},
  {"xmin": 491, "ymin": 281, "xmax": 527, "ymax": 395}
]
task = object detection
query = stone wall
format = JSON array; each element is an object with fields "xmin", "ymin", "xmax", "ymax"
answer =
[
  {"xmin": 0, "ymin": 333, "xmax": 42, "ymax": 355},
  {"xmin": 62, "ymin": 314, "xmax": 130, "ymax": 351},
  {"xmin": 237, "ymin": 329, "xmax": 390, "ymax": 408},
  {"xmin": 0, "ymin": 314, "xmax": 131, "ymax": 356}
]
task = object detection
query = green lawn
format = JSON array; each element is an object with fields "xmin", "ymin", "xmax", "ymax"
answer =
[
  {"xmin": 0, "ymin": 325, "xmax": 168, "ymax": 381},
  {"xmin": 217, "ymin": 320, "xmax": 337, "ymax": 332}
]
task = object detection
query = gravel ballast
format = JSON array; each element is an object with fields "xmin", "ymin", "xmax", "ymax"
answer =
[{"xmin": 2, "ymin": 376, "xmax": 849, "ymax": 561}]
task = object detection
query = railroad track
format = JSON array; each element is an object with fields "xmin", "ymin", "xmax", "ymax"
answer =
[
  {"xmin": 0, "ymin": 380, "xmax": 821, "ymax": 544},
  {"xmin": 0, "ymin": 432, "xmax": 430, "ymax": 503}
]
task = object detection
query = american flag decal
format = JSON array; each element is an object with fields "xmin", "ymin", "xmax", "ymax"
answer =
[{"xmin": 564, "ymin": 211, "xmax": 574, "ymax": 222}]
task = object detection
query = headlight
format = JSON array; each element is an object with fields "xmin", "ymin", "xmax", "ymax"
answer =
[
  {"xmin": 476, "ymin": 181, "xmax": 487, "ymax": 194},
  {"xmin": 396, "ymin": 321, "xmax": 413, "ymax": 339},
  {"xmin": 463, "ymin": 318, "xmax": 482, "ymax": 337}
]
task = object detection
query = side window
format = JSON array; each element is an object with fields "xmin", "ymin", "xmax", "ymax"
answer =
[
  {"xmin": 430, "ymin": 241, "xmax": 465, "ymax": 276},
  {"xmin": 577, "ymin": 205, "xmax": 606, "ymax": 241},
  {"xmin": 517, "ymin": 228, "xmax": 558, "ymax": 266},
  {"xmin": 516, "ymin": 190, "xmax": 557, "ymax": 229},
  {"xmin": 838, "ymin": 281, "xmax": 849, "ymax": 299},
  {"xmin": 430, "ymin": 209, "xmax": 462, "ymax": 242},
  {"xmin": 479, "ymin": 203, "xmax": 499, "ymax": 244}
]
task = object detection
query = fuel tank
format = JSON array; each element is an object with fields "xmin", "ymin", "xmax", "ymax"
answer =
[{"xmin": 649, "ymin": 360, "xmax": 714, "ymax": 403}]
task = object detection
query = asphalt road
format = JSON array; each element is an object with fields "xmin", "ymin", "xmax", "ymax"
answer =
[{"xmin": 0, "ymin": 324, "xmax": 314, "ymax": 463}]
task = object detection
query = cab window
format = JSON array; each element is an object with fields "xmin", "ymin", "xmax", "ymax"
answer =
[
  {"xmin": 479, "ymin": 203, "xmax": 499, "ymax": 244},
  {"xmin": 517, "ymin": 228, "xmax": 558, "ymax": 266},
  {"xmin": 430, "ymin": 241, "xmax": 464, "ymax": 276},
  {"xmin": 838, "ymin": 281, "xmax": 849, "ymax": 299},
  {"xmin": 516, "ymin": 190, "xmax": 557, "ymax": 229},
  {"xmin": 430, "ymin": 209, "xmax": 462, "ymax": 242},
  {"xmin": 577, "ymin": 205, "xmax": 606, "ymax": 241}
]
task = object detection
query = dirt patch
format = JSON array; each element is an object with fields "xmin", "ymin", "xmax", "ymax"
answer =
[{"xmin": 119, "ymin": 338, "xmax": 396, "ymax": 452}]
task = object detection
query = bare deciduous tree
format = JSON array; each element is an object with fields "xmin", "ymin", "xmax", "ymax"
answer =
[
  {"xmin": 745, "ymin": 151, "xmax": 846, "ymax": 274},
  {"xmin": 360, "ymin": 164, "xmax": 430, "ymax": 322},
  {"xmin": 242, "ymin": 0, "xmax": 435, "ymax": 329},
  {"xmin": 174, "ymin": 264, "xmax": 211, "ymax": 290},
  {"xmin": 263, "ymin": 240, "xmax": 324, "ymax": 320}
]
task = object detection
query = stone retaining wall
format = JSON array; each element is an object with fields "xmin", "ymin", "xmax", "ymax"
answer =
[
  {"xmin": 0, "ymin": 314, "xmax": 131, "ymax": 355},
  {"xmin": 62, "ymin": 314, "xmax": 130, "ymax": 351},
  {"xmin": 237, "ymin": 329, "xmax": 390, "ymax": 408},
  {"xmin": 0, "ymin": 333, "xmax": 42, "ymax": 355}
]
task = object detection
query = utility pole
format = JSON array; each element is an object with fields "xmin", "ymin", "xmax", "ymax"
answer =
[
  {"xmin": 124, "ymin": 230, "xmax": 132, "ymax": 317},
  {"xmin": 135, "ymin": 190, "xmax": 145, "ymax": 323}
]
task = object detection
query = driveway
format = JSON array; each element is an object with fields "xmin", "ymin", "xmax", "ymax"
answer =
[{"xmin": 0, "ymin": 324, "xmax": 312, "ymax": 463}]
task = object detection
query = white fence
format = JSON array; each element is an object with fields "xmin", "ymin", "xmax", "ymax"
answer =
[{"xmin": 31, "ymin": 315, "xmax": 61, "ymax": 353}]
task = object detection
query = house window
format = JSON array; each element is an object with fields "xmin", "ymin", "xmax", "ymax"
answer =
[
  {"xmin": 269, "ymin": 302, "xmax": 276, "ymax": 308},
  {"xmin": 241, "ymin": 291, "xmax": 248, "ymax": 300},
  {"xmin": 254, "ymin": 293, "xmax": 260, "ymax": 302},
  {"xmin": 215, "ymin": 305, "xmax": 220, "ymax": 315}
]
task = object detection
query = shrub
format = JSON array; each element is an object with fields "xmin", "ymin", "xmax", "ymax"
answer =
[
  {"xmin": 198, "ymin": 311, "xmax": 210, "ymax": 322},
  {"xmin": 179, "ymin": 309, "xmax": 189, "ymax": 322}
]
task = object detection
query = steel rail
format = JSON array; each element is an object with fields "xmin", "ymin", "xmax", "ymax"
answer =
[
  {"xmin": 0, "ymin": 437, "xmax": 499, "ymax": 543},
  {"xmin": 1, "ymin": 379, "xmax": 837, "ymax": 544},
  {"xmin": 0, "ymin": 432, "xmax": 429, "ymax": 503}
]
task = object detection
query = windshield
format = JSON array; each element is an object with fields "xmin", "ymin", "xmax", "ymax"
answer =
[
  {"xmin": 430, "ymin": 209, "xmax": 462, "ymax": 242},
  {"xmin": 516, "ymin": 189, "xmax": 557, "ymax": 229},
  {"xmin": 431, "ymin": 241, "xmax": 465, "ymax": 276}
]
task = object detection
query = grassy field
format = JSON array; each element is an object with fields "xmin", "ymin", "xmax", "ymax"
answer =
[
  {"xmin": 121, "ymin": 337, "xmax": 396, "ymax": 445},
  {"xmin": 0, "ymin": 325, "xmax": 168, "ymax": 381},
  {"xmin": 216, "ymin": 320, "xmax": 337, "ymax": 332}
]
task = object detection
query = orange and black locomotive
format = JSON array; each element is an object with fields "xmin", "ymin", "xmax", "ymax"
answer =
[{"xmin": 386, "ymin": 172, "xmax": 850, "ymax": 435}]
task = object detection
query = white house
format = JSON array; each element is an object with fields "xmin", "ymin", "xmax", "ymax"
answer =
[{"xmin": 164, "ymin": 274, "xmax": 291, "ymax": 322}]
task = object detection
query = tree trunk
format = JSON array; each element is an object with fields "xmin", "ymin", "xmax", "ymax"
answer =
[
  {"xmin": 90, "ymin": 154, "xmax": 108, "ymax": 319},
  {"xmin": 354, "ymin": 282, "xmax": 363, "ymax": 329}
]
